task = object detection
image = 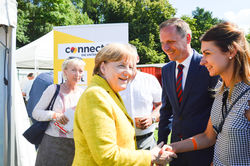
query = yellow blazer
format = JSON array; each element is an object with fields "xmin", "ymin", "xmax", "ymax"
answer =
[{"xmin": 73, "ymin": 75, "xmax": 151, "ymax": 166}]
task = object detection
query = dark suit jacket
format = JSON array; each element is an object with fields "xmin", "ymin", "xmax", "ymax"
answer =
[{"xmin": 158, "ymin": 50, "xmax": 219, "ymax": 166}]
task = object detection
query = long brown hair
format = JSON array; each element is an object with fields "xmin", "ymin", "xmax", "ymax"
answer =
[{"xmin": 200, "ymin": 22, "xmax": 250, "ymax": 97}]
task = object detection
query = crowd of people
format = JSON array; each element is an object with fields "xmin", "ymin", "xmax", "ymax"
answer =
[{"xmin": 22, "ymin": 18, "xmax": 249, "ymax": 166}]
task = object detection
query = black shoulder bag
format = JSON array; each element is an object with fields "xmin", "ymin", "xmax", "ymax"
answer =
[{"xmin": 23, "ymin": 84, "xmax": 60, "ymax": 145}]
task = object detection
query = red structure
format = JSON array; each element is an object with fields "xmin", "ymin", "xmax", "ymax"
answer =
[{"xmin": 137, "ymin": 64, "xmax": 165, "ymax": 86}]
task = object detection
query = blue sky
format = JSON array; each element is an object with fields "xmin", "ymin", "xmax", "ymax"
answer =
[{"xmin": 169, "ymin": 0, "xmax": 250, "ymax": 33}]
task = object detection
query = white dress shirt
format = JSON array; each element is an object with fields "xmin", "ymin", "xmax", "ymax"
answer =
[
  {"xmin": 119, "ymin": 71, "xmax": 162, "ymax": 136},
  {"xmin": 175, "ymin": 51, "xmax": 193, "ymax": 90}
]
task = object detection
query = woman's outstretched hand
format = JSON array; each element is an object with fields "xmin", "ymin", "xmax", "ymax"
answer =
[{"xmin": 150, "ymin": 142, "xmax": 177, "ymax": 166}]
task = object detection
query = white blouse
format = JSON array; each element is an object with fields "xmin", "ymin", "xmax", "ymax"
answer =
[{"xmin": 32, "ymin": 84, "xmax": 84, "ymax": 138}]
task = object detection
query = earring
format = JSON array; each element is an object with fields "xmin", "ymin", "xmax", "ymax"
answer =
[{"xmin": 229, "ymin": 56, "xmax": 232, "ymax": 60}]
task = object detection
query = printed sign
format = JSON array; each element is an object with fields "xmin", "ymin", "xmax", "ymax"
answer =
[
  {"xmin": 58, "ymin": 42, "xmax": 108, "ymax": 59},
  {"xmin": 53, "ymin": 23, "xmax": 128, "ymax": 89}
]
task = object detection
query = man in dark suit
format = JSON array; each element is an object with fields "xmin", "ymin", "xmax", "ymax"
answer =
[{"xmin": 158, "ymin": 18, "xmax": 219, "ymax": 166}]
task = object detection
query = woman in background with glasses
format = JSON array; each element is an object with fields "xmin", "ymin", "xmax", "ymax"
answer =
[
  {"xmin": 162, "ymin": 22, "xmax": 250, "ymax": 165},
  {"xmin": 32, "ymin": 57, "xmax": 85, "ymax": 166}
]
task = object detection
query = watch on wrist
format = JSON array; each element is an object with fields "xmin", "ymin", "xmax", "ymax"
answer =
[{"xmin": 152, "ymin": 116, "xmax": 157, "ymax": 123}]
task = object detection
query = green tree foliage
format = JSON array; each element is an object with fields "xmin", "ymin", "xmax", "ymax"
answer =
[
  {"xmin": 80, "ymin": 0, "xmax": 176, "ymax": 64},
  {"xmin": 71, "ymin": 0, "xmax": 102, "ymax": 23},
  {"xmin": 17, "ymin": 1, "xmax": 224, "ymax": 63},
  {"xmin": 17, "ymin": 0, "xmax": 93, "ymax": 48},
  {"xmin": 78, "ymin": 2, "xmax": 222, "ymax": 63},
  {"xmin": 16, "ymin": 1, "xmax": 36, "ymax": 47},
  {"xmin": 246, "ymin": 31, "xmax": 250, "ymax": 43},
  {"xmin": 182, "ymin": 7, "xmax": 221, "ymax": 52}
]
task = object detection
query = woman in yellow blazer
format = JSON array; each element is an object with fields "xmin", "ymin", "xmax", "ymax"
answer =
[{"xmin": 73, "ymin": 43, "xmax": 176, "ymax": 166}]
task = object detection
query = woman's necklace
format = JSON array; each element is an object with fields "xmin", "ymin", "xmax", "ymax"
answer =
[{"xmin": 62, "ymin": 83, "xmax": 77, "ymax": 94}]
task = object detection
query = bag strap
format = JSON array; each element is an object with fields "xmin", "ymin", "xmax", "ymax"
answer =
[
  {"xmin": 46, "ymin": 84, "xmax": 60, "ymax": 110},
  {"xmin": 214, "ymin": 87, "xmax": 250, "ymax": 134},
  {"xmin": 227, "ymin": 87, "xmax": 250, "ymax": 114},
  {"xmin": 221, "ymin": 87, "xmax": 250, "ymax": 126}
]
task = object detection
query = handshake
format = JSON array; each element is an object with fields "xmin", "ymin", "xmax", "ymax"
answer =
[{"xmin": 150, "ymin": 142, "xmax": 177, "ymax": 166}]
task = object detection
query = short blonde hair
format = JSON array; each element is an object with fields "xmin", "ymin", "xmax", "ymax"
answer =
[
  {"xmin": 62, "ymin": 57, "xmax": 86, "ymax": 80},
  {"xmin": 93, "ymin": 43, "xmax": 138, "ymax": 75}
]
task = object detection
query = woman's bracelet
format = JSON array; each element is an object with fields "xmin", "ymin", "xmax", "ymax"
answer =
[{"xmin": 191, "ymin": 137, "xmax": 198, "ymax": 150}]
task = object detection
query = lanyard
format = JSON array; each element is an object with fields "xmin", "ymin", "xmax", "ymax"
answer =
[{"xmin": 216, "ymin": 87, "xmax": 250, "ymax": 134}]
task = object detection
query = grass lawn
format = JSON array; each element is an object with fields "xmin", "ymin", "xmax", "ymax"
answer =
[{"xmin": 154, "ymin": 128, "xmax": 171, "ymax": 144}]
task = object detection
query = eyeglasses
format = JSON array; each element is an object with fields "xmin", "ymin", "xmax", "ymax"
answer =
[{"xmin": 67, "ymin": 56, "xmax": 82, "ymax": 60}]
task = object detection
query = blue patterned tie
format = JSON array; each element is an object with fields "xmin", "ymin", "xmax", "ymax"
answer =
[{"xmin": 176, "ymin": 64, "xmax": 184, "ymax": 104}]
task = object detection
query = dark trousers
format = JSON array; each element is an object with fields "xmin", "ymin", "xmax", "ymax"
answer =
[
  {"xmin": 170, "ymin": 146, "xmax": 214, "ymax": 166},
  {"xmin": 136, "ymin": 132, "xmax": 156, "ymax": 150}
]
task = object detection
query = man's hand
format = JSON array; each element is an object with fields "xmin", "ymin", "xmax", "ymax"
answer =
[{"xmin": 140, "ymin": 115, "xmax": 154, "ymax": 129}]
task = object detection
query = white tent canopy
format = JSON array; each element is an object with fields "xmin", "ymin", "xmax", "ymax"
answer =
[
  {"xmin": 0, "ymin": 0, "xmax": 17, "ymax": 27},
  {"xmin": 16, "ymin": 31, "xmax": 54, "ymax": 70},
  {"xmin": 1, "ymin": 0, "xmax": 36, "ymax": 165},
  {"xmin": 1, "ymin": 0, "xmax": 18, "ymax": 165}
]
